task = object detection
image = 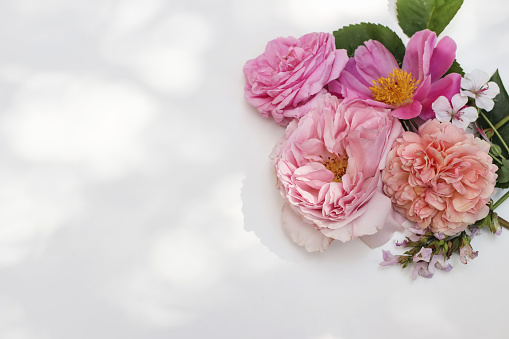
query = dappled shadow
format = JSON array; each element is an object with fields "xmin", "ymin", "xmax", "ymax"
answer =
[{"xmin": 0, "ymin": 0, "xmax": 509, "ymax": 338}]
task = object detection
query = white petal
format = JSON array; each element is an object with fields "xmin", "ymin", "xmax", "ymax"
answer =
[
  {"xmin": 476, "ymin": 95, "xmax": 495, "ymax": 111},
  {"xmin": 460, "ymin": 90, "xmax": 476, "ymax": 99},
  {"xmin": 452, "ymin": 117, "xmax": 470, "ymax": 130},
  {"xmin": 281, "ymin": 202, "xmax": 333, "ymax": 252},
  {"xmin": 460, "ymin": 106, "xmax": 478, "ymax": 122},
  {"xmin": 432, "ymin": 96, "xmax": 452, "ymax": 112},
  {"xmin": 469, "ymin": 69, "xmax": 490, "ymax": 89},
  {"xmin": 484, "ymin": 81, "xmax": 500, "ymax": 98},
  {"xmin": 461, "ymin": 77, "xmax": 475, "ymax": 91},
  {"xmin": 434, "ymin": 110, "xmax": 452, "ymax": 123},
  {"xmin": 451, "ymin": 93, "xmax": 468, "ymax": 111},
  {"xmin": 432, "ymin": 96, "xmax": 452, "ymax": 122}
]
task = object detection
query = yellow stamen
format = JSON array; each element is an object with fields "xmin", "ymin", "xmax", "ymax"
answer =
[
  {"xmin": 322, "ymin": 155, "xmax": 348, "ymax": 183},
  {"xmin": 369, "ymin": 68, "xmax": 419, "ymax": 106}
]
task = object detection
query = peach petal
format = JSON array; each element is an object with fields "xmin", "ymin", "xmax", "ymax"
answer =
[{"xmin": 382, "ymin": 120, "xmax": 497, "ymax": 234}]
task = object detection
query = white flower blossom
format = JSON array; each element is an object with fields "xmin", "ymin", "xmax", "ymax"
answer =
[
  {"xmin": 461, "ymin": 69, "xmax": 500, "ymax": 111},
  {"xmin": 432, "ymin": 94, "xmax": 478, "ymax": 130}
]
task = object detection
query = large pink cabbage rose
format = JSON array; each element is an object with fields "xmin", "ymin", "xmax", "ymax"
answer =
[
  {"xmin": 382, "ymin": 119, "xmax": 497, "ymax": 235},
  {"xmin": 271, "ymin": 93, "xmax": 404, "ymax": 252},
  {"xmin": 330, "ymin": 29, "xmax": 460, "ymax": 120},
  {"xmin": 243, "ymin": 32, "xmax": 348, "ymax": 126}
]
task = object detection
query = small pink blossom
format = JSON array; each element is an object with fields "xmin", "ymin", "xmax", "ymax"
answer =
[
  {"xmin": 331, "ymin": 29, "xmax": 460, "ymax": 120},
  {"xmin": 382, "ymin": 119, "xmax": 498, "ymax": 235},
  {"xmin": 411, "ymin": 252, "xmax": 453, "ymax": 279},
  {"xmin": 243, "ymin": 32, "xmax": 348, "ymax": 126},
  {"xmin": 272, "ymin": 94, "xmax": 404, "ymax": 251},
  {"xmin": 380, "ymin": 250, "xmax": 401, "ymax": 266},
  {"xmin": 412, "ymin": 261, "xmax": 434, "ymax": 279},
  {"xmin": 434, "ymin": 232, "xmax": 446, "ymax": 240},
  {"xmin": 432, "ymin": 94, "xmax": 478, "ymax": 130},
  {"xmin": 429, "ymin": 253, "xmax": 453, "ymax": 274},
  {"xmin": 413, "ymin": 247, "xmax": 432, "ymax": 262},
  {"xmin": 459, "ymin": 243, "xmax": 478, "ymax": 264}
]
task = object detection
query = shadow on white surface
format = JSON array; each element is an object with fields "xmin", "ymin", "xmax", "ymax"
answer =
[{"xmin": 0, "ymin": 0, "xmax": 509, "ymax": 338}]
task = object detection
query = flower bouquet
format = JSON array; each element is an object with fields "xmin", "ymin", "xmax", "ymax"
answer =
[{"xmin": 243, "ymin": 0, "xmax": 509, "ymax": 279}]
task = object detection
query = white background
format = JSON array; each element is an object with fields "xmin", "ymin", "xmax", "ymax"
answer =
[{"xmin": 0, "ymin": 1, "xmax": 509, "ymax": 338}]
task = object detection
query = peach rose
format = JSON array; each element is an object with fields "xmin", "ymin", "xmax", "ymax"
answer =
[{"xmin": 382, "ymin": 119, "xmax": 497, "ymax": 235}]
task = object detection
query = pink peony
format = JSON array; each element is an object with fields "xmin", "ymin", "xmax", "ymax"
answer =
[
  {"xmin": 243, "ymin": 32, "xmax": 348, "ymax": 126},
  {"xmin": 382, "ymin": 119, "xmax": 497, "ymax": 235},
  {"xmin": 272, "ymin": 93, "xmax": 404, "ymax": 251},
  {"xmin": 330, "ymin": 29, "xmax": 460, "ymax": 120}
]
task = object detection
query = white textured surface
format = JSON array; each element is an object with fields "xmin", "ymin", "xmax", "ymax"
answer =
[{"xmin": 0, "ymin": 1, "xmax": 508, "ymax": 338}]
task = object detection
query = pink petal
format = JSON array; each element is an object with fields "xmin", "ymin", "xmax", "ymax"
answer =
[
  {"xmin": 360, "ymin": 205, "xmax": 406, "ymax": 248},
  {"xmin": 354, "ymin": 40, "xmax": 399, "ymax": 82},
  {"xmin": 412, "ymin": 76, "xmax": 432, "ymax": 102},
  {"xmin": 419, "ymin": 73, "xmax": 461, "ymax": 120},
  {"xmin": 294, "ymin": 49, "xmax": 349, "ymax": 104},
  {"xmin": 391, "ymin": 100, "xmax": 422, "ymax": 119},
  {"xmin": 429, "ymin": 35, "xmax": 457, "ymax": 82},
  {"xmin": 337, "ymin": 60, "xmax": 374, "ymax": 99},
  {"xmin": 329, "ymin": 49, "xmax": 350, "ymax": 82},
  {"xmin": 321, "ymin": 189, "xmax": 395, "ymax": 242},
  {"xmin": 403, "ymin": 29, "xmax": 437, "ymax": 80}
]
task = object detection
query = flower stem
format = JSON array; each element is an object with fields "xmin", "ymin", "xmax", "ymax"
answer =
[
  {"xmin": 409, "ymin": 119, "xmax": 419, "ymax": 131},
  {"xmin": 480, "ymin": 110, "xmax": 509, "ymax": 154},
  {"xmin": 490, "ymin": 154, "xmax": 504, "ymax": 165},
  {"xmin": 498, "ymin": 216, "xmax": 509, "ymax": 230},
  {"xmin": 495, "ymin": 115, "xmax": 509, "ymax": 130},
  {"xmin": 494, "ymin": 190, "xmax": 509, "ymax": 210}
]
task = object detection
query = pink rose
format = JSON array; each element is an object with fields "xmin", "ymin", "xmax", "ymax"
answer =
[
  {"xmin": 243, "ymin": 32, "xmax": 348, "ymax": 126},
  {"xmin": 382, "ymin": 119, "xmax": 498, "ymax": 235},
  {"xmin": 272, "ymin": 93, "xmax": 404, "ymax": 251},
  {"xmin": 330, "ymin": 29, "xmax": 460, "ymax": 120}
]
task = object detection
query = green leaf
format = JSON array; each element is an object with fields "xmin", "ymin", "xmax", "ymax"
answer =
[
  {"xmin": 496, "ymin": 180, "xmax": 509, "ymax": 189},
  {"xmin": 478, "ymin": 70, "xmax": 509, "ymax": 158},
  {"xmin": 333, "ymin": 23, "xmax": 406, "ymax": 66},
  {"xmin": 396, "ymin": 0, "xmax": 463, "ymax": 37},
  {"xmin": 444, "ymin": 59, "xmax": 464, "ymax": 77},
  {"xmin": 496, "ymin": 158, "xmax": 509, "ymax": 186}
]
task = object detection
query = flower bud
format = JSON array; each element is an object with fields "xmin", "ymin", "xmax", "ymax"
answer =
[
  {"xmin": 490, "ymin": 144, "xmax": 503, "ymax": 157},
  {"xmin": 489, "ymin": 213, "xmax": 501, "ymax": 234}
]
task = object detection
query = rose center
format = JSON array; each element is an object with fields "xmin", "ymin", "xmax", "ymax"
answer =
[
  {"xmin": 322, "ymin": 155, "xmax": 349, "ymax": 183},
  {"xmin": 369, "ymin": 68, "xmax": 419, "ymax": 106}
]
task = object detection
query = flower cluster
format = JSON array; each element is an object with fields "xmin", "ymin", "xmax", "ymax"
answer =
[{"xmin": 243, "ymin": 0, "xmax": 509, "ymax": 278}]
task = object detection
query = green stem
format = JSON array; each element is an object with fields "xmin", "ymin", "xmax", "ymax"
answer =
[
  {"xmin": 498, "ymin": 216, "xmax": 509, "ymax": 230},
  {"xmin": 409, "ymin": 119, "xmax": 419, "ymax": 131},
  {"xmin": 495, "ymin": 115, "xmax": 509, "ymax": 130},
  {"xmin": 401, "ymin": 120, "xmax": 409, "ymax": 132},
  {"xmin": 493, "ymin": 190, "xmax": 509, "ymax": 210},
  {"xmin": 490, "ymin": 155, "xmax": 504, "ymax": 165},
  {"xmin": 480, "ymin": 110, "xmax": 509, "ymax": 154}
]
